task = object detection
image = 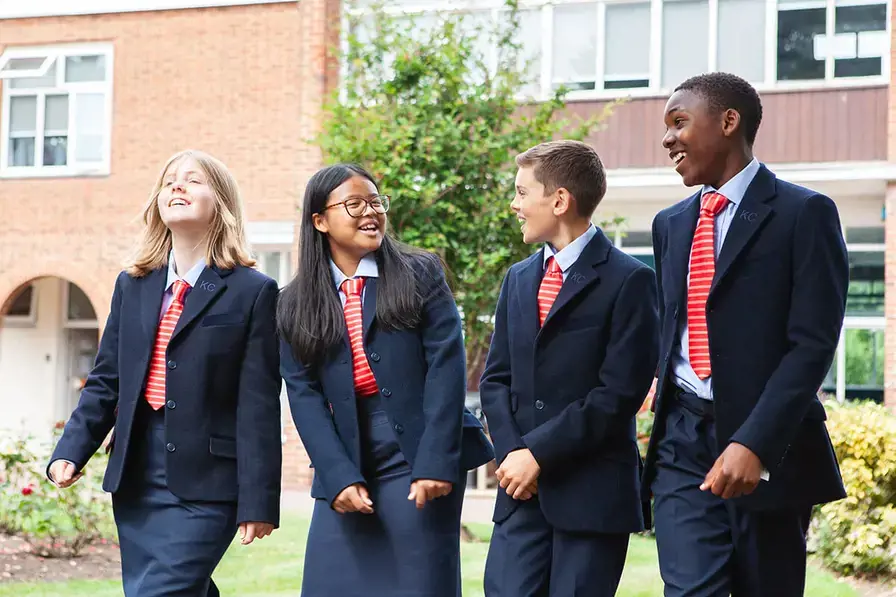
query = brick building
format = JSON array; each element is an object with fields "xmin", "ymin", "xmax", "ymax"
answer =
[{"xmin": 0, "ymin": 0, "xmax": 893, "ymax": 491}]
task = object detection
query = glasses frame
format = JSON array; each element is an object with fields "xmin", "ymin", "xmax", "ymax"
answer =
[{"xmin": 322, "ymin": 194, "xmax": 391, "ymax": 218}]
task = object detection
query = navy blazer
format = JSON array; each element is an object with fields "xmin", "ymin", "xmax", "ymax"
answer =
[
  {"xmin": 50, "ymin": 265, "xmax": 283, "ymax": 526},
  {"xmin": 280, "ymin": 261, "xmax": 494, "ymax": 504},
  {"xmin": 479, "ymin": 230, "xmax": 659, "ymax": 534},
  {"xmin": 642, "ymin": 164, "xmax": 848, "ymax": 510}
]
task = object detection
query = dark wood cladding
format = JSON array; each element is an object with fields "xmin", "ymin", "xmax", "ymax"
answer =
[{"xmin": 566, "ymin": 86, "xmax": 887, "ymax": 169}]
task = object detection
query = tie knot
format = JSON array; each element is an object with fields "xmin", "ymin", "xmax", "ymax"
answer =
[
  {"xmin": 172, "ymin": 279, "xmax": 191, "ymax": 303},
  {"xmin": 545, "ymin": 256, "xmax": 562, "ymax": 276},
  {"xmin": 341, "ymin": 277, "xmax": 365, "ymax": 296},
  {"xmin": 701, "ymin": 192, "xmax": 729, "ymax": 216}
]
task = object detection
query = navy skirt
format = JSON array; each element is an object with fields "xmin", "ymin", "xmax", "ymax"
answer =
[
  {"xmin": 112, "ymin": 401, "xmax": 237, "ymax": 597},
  {"xmin": 301, "ymin": 395, "xmax": 466, "ymax": 597}
]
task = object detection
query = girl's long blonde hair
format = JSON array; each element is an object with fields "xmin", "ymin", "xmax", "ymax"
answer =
[{"xmin": 127, "ymin": 149, "xmax": 256, "ymax": 277}]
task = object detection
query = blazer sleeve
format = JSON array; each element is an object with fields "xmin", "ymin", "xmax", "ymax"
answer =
[
  {"xmin": 49, "ymin": 272, "xmax": 125, "ymax": 471},
  {"xmin": 409, "ymin": 264, "xmax": 467, "ymax": 483},
  {"xmin": 730, "ymin": 194, "xmax": 848, "ymax": 470},
  {"xmin": 651, "ymin": 215, "xmax": 666, "ymax": 399},
  {"xmin": 280, "ymin": 338, "xmax": 365, "ymax": 505},
  {"xmin": 523, "ymin": 266, "xmax": 660, "ymax": 470},
  {"xmin": 478, "ymin": 270, "xmax": 527, "ymax": 466},
  {"xmin": 235, "ymin": 278, "xmax": 283, "ymax": 527}
]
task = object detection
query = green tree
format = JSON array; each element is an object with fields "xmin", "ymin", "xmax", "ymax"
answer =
[{"xmin": 317, "ymin": 1, "xmax": 623, "ymax": 387}]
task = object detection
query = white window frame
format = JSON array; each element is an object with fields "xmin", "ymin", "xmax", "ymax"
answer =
[
  {"xmin": 342, "ymin": 0, "xmax": 890, "ymax": 102},
  {"xmin": 3, "ymin": 282, "xmax": 38, "ymax": 327},
  {"xmin": 62, "ymin": 280, "xmax": 99, "ymax": 330},
  {"xmin": 0, "ymin": 43, "xmax": 114, "ymax": 179}
]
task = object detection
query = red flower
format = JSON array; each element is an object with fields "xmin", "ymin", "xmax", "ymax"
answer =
[{"xmin": 21, "ymin": 485, "xmax": 34, "ymax": 496}]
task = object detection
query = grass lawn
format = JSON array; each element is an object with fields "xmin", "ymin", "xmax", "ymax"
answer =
[{"xmin": 0, "ymin": 516, "xmax": 859, "ymax": 597}]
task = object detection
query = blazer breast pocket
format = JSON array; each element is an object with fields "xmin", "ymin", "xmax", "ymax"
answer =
[{"xmin": 201, "ymin": 313, "xmax": 245, "ymax": 327}]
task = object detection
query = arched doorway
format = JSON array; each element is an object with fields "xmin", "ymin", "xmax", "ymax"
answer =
[{"xmin": 0, "ymin": 276, "xmax": 98, "ymax": 434}]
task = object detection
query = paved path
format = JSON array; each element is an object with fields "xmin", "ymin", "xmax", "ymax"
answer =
[{"xmin": 281, "ymin": 489, "xmax": 497, "ymax": 525}]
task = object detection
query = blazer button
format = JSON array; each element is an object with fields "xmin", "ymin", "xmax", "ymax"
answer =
[
  {"xmin": 166, "ymin": 400, "xmax": 176, "ymax": 409},
  {"xmin": 370, "ymin": 352, "xmax": 381, "ymax": 362},
  {"xmin": 167, "ymin": 360, "xmax": 176, "ymax": 370},
  {"xmin": 166, "ymin": 443, "xmax": 176, "ymax": 452},
  {"xmin": 393, "ymin": 423, "xmax": 404, "ymax": 434},
  {"xmin": 381, "ymin": 388, "xmax": 392, "ymax": 397},
  {"xmin": 535, "ymin": 400, "xmax": 545, "ymax": 410}
]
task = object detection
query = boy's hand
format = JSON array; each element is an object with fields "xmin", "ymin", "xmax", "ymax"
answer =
[
  {"xmin": 496, "ymin": 448, "xmax": 540, "ymax": 500},
  {"xmin": 700, "ymin": 443, "xmax": 763, "ymax": 499}
]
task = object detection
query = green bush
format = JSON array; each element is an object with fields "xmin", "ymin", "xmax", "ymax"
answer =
[
  {"xmin": 810, "ymin": 400, "xmax": 896, "ymax": 577},
  {"xmin": 0, "ymin": 424, "xmax": 115, "ymax": 557}
]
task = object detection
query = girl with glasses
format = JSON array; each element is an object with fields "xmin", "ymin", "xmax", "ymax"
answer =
[{"xmin": 277, "ymin": 163, "xmax": 494, "ymax": 596}]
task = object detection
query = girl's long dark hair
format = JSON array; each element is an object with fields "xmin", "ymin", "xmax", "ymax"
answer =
[{"xmin": 277, "ymin": 164, "xmax": 445, "ymax": 366}]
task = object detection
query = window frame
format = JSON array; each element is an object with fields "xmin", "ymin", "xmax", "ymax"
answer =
[
  {"xmin": 0, "ymin": 43, "xmax": 114, "ymax": 179},
  {"xmin": 3, "ymin": 283, "xmax": 38, "ymax": 327},
  {"xmin": 342, "ymin": 0, "xmax": 890, "ymax": 101}
]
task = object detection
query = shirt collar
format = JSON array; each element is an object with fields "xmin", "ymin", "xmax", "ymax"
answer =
[
  {"xmin": 166, "ymin": 250, "xmax": 206, "ymax": 291},
  {"xmin": 330, "ymin": 252, "xmax": 379, "ymax": 290},
  {"xmin": 701, "ymin": 157, "xmax": 760, "ymax": 208},
  {"xmin": 543, "ymin": 224, "xmax": 598, "ymax": 273}
]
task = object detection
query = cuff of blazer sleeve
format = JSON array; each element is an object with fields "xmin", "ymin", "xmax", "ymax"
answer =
[
  {"xmin": 321, "ymin": 464, "xmax": 366, "ymax": 506},
  {"xmin": 411, "ymin": 457, "xmax": 458, "ymax": 484},
  {"xmin": 237, "ymin": 490, "xmax": 281, "ymax": 528}
]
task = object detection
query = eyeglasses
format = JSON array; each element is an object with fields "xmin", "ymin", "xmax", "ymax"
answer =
[{"xmin": 322, "ymin": 194, "xmax": 391, "ymax": 218}]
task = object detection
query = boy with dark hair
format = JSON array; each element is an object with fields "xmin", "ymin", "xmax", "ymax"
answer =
[
  {"xmin": 643, "ymin": 71, "xmax": 848, "ymax": 596},
  {"xmin": 480, "ymin": 139, "xmax": 658, "ymax": 596}
]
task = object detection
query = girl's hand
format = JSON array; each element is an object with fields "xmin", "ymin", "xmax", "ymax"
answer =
[
  {"xmin": 408, "ymin": 479, "xmax": 453, "ymax": 509},
  {"xmin": 48, "ymin": 460, "xmax": 82, "ymax": 488},
  {"xmin": 239, "ymin": 522, "xmax": 275, "ymax": 545},
  {"xmin": 333, "ymin": 483, "xmax": 374, "ymax": 514}
]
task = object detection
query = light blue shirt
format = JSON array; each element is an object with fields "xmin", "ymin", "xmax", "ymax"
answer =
[
  {"xmin": 671, "ymin": 158, "xmax": 760, "ymax": 400},
  {"xmin": 543, "ymin": 224, "xmax": 598, "ymax": 281},
  {"xmin": 161, "ymin": 250, "xmax": 206, "ymax": 319},
  {"xmin": 330, "ymin": 253, "xmax": 379, "ymax": 307}
]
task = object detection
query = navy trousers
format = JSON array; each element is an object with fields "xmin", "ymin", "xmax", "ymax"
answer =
[
  {"xmin": 652, "ymin": 390, "xmax": 812, "ymax": 597},
  {"xmin": 483, "ymin": 496, "xmax": 629, "ymax": 597},
  {"xmin": 113, "ymin": 400, "xmax": 237, "ymax": 597}
]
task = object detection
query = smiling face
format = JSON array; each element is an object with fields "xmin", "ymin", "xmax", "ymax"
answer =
[
  {"xmin": 312, "ymin": 175, "xmax": 386, "ymax": 261},
  {"xmin": 511, "ymin": 166, "xmax": 561, "ymax": 245},
  {"xmin": 662, "ymin": 89, "xmax": 741, "ymax": 188},
  {"xmin": 156, "ymin": 156, "xmax": 217, "ymax": 234}
]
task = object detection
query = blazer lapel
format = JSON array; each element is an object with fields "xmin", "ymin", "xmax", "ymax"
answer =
[
  {"xmin": 710, "ymin": 165, "xmax": 775, "ymax": 296},
  {"xmin": 170, "ymin": 266, "xmax": 227, "ymax": 342},
  {"xmin": 540, "ymin": 230, "xmax": 611, "ymax": 330},
  {"xmin": 362, "ymin": 277, "xmax": 377, "ymax": 341},
  {"xmin": 517, "ymin": 251, "xmax": 544, "ymax": 336},
  {"xmin": 666, "ymin": 194, "xmax": 700, "ymax": 314},
  {"xmin": 139, "ymin": 268, "xmax": 168, "ymax": 346}
]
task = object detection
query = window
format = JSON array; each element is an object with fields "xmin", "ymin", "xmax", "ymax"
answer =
[
  {"xmin": 0, "ymin": 44, "xmax": 113, "ymax": 177},
  {"xmin": 64, "ymin": 282, "xmax": 98, "ymax": 328},
  {"xmin": 717, "ymin": 0, "xmax": 766, "ymax": 82},
  {"xmin": 256, "ymin": 250, "xmax": 294, "ymax": 288},
  {"xmin": 551, "ymin": 3, "xmax": 598, "ymax": 91},
  {"xmin": 343, "ymin": 0, "xmax": 890, "ymax": 99},
  {"xmin": 604, "ymin": 3, "xmax": 651, "ymax": 89},
  {"xmin": 615, "ymin": 229, "xmax": 655, "ymax": 270},
  {"xmin": 662, "ymin": 0, "xmax": 709, "ymax": 89},
  {"xmin": 3, "ymin": 283, "xmax": 37, "ymax": 326},
  {"xmin": 777, "ymin": 0, "xmax": 887, "ymax": 82}
]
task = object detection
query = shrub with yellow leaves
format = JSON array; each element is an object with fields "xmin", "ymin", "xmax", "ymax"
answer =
[{"xmin": 810, "ymin": 399, "xmax": 896, "ymax": 577}]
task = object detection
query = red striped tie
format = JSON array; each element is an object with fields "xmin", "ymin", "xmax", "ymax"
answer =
[
  {"xmin": 537, "ymin": 256, "xmax": 563, "ymax": 327},
  {"xmin": 144, "ymin": 279, "xmax": 190, "ymax": 410},
  {"xmin": 341, "ymin": 278, "xmax": 379, "ymax": 397},
  {"xmin": 687, "ymin": 191, "xmax": 729, "ymax": 379}
]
